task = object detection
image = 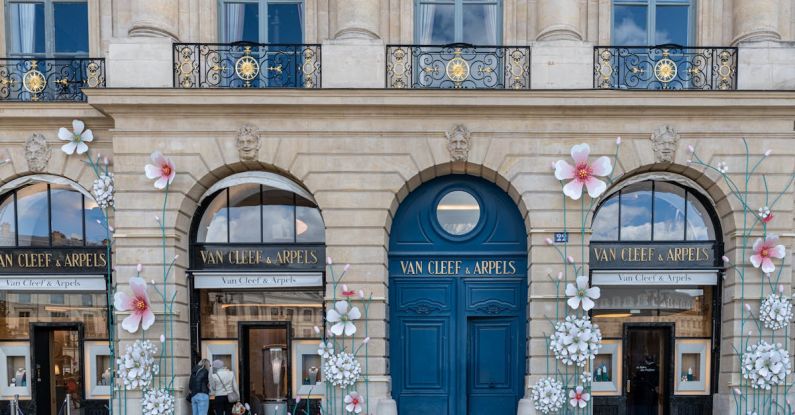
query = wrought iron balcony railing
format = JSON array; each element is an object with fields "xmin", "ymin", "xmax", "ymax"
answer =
[
  {"xmin": 0, "ymin": 58, "xmax": 105, "ymax": 102},
  {"xmin": 387, "ymin": 44, "xmax": 531, "ymax": 89},
  {"xmin": 174, "ymin": 43, "xmax": 321, "ymax": 89},
  {"xmin": 594, "ymin": 45, "xmax": 738, "ymax": 90}
]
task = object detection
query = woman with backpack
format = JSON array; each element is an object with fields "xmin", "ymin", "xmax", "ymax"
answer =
[{"xmin": 210, "ymin": 360, "xmax": 240, "ymax": 415}]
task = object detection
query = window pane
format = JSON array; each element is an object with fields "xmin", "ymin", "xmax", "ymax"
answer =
[
  {"xmin": 0, "ymin": 292, "xmax": 107, "ymax": 339},
  {"xmin": 592, "ymin": 194, "xmax": 619, "ymax": 241},
  {"xmin": 8, "ymin": 3, "xmax": 45, "ymax": 54},
  {"xmin": 613, "ymin": 5, "xmax": 647, "ymax": 45},
  {"xmin": 268, "ymin": 3, "xmax": 303, "ymax": 43},
  {"xmin": 197, "ymin": 190, "xmax": 229, "ymax": 243},
  {"xmin": 417, "ymin": 3, "xmax": 455, "ymax": 44},
  {"xmin": 462, "ymin": 3, "xmax": 499, "ymax": 44},
  {"xmin": 228, "ymin": 184, "xmax": 261, "ymax": 243},
  {"xmin": 54, "ymin": 2, "xmax": 89, "ymax": 54},
  {"xmin": 223, "ymin": 3, "xmax": 260, "ymax": 43},
  {"xmin": 50, "ymin": 185, "xmax": 84, "ymax": 246},
  {"xmin": 16, "ymin": 184, "xmax": 49, "ymax": 247},
  {"xmin": 296, "ymin": 196, "xmax": 324, "ymax": 243},
  {"xmin": 0, "ymin": 195, "xmax": 15, "ymax": 246},
  {"xmin": 653, "ymin": 182, "xmax": 686, "ymax": 240},
  {"xmin": 655, "ymin": 5, "xmax": 689, "ymax": 45},
  {"xmin": 262, "ymin": 190, "xmax": 294, "ymax": 243},
  {"xmin": 436, "ymin": 191, "xmax": 480, "ymax": 236},
  {"xmin": 620, "ymin": 182, "xmax": 653, "ymax": 241},
  {"xmin": 685, "ymin": 192, "xmax": 714, "ymax": 240},
  {"xmin": 84, "ymin": 198, "xmax": 108, "ymax": 246}
]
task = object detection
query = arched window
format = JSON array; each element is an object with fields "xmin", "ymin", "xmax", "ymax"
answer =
[
  {"xmin": 195, "ymin": 183, "xmax": 324, "ymax": 244},
  {"xmin": 591, "ymin": 180, "xmax": 715, "ymax": 242},
  {"xmin": 0, "ymin": 181, "xmax": 106, "ymax": 247}
]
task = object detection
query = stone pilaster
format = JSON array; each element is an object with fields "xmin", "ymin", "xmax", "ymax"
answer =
[
  {"xmin": 732, "ymin": 0, "xmax": 781, "ymax": 44},
  {"xmin": 536, "ymin": 0, "xmax": 582, "ymax": 41},
  {"xmin": 323, "ymin": 0, "xmax": 384, "ymax": 88},
  {"xmin": 128, "ymin": 0, "xmax": 179, "ymax": 40},
  {"xmin": 335, "ymin": 0, "xmax": 381, "ymax": 41}
]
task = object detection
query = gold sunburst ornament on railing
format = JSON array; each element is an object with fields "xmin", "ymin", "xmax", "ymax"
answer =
[
  {"xmin": 235, "ymin": 46, "xmax": 260, "ymax": 86},
  {"xmin": 653, "ymin": 49, "xmax": 677, "ymax": 83},
  {"xmin": 22, "ymin": 60, "xmax": 46, "ymax": 99},
  {"xmin": 446, "ymin": 48, "xmax": 470, "ymax": 87}
]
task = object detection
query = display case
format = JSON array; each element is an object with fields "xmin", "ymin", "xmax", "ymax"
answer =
[
  {"xmin": 85, "ymin": 341, "xmax": 111, "ymax": 399},
  {"xmin": 201, "ymin": 340, "xmax": 239, "ymax": 381},
  {"xmin": 292, "ymin": 340, "xmax": 324, "ymax": 398},
  {"xmin": 591, "ymin": 339, "xmax": 621, "ymax": 396},
  {"xmin": 0, "ymin": 342, "xmax": 30, "ymax": 398},
  {"xmin": 674, "ymin": 339, "xmax": 710, "ymax": 395}
]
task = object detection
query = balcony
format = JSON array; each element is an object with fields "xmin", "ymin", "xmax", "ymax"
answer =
[
  {"xmin": 594, "ymin": 45, "xmax": 738, "ymax": 90},
  {"xmin": 386, "ymin": 44, "xmax": 531, "ymax": 89},
  {"xmin": 174, "ymin": 43, "xmax": 321, "ymax": 89},
  {"xmin": 0, "ymin": 58, "xmax": 105, "ymax": 102}
]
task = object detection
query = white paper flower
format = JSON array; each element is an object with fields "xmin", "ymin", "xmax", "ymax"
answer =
[
  {"xmin": 318, "ymin": 341, "xmax": 334, "ymax": 359},
  {"xmin": 569, "ymin": 385, "xmax": 590, "ymax": 408},
  {"xmin": 344, "ymin": 391, "xmax": 364, "ymax": 413},
  {"xmin": 530, "ymin": 377, "xmax": 565, "ymax": 414},
  {"xmin": 326, "ymin": 300, "xmax": 361, "ymax": 336},
  {"xmin": 116, "ymin": 340, "xmax": 159, "ymax": 390},
  {"xmin": 717, "ymin": 161, "xmax": 728, "ymax": 174},
  {"xmin": 58, "ymin": 119, "xmax": 94, "ymax": 155},
  {"xmin": 580, "ymin": 372, "xmax": 592, "ymax": 385},
  {"xmin": 565, "ymin": 276, "xmax": 600, "ymax": 311},
  {"xmin": 759, "ymin": 293, "xmax": 793, "ymax": 331},
  {"xmin": 550, "ymin": 315, "xmax": 603, "ymax": 367},
  {"xmin": 741, "ymin": 341, "xmax": 791, "ymax": 390},
  {"xmin": 92, "ymin": 173, "xmax": 114, "ymax": 209},
  {"xmin": 142, "ymin": 388, "xmax": 175, "ymax": 415},
  {"xmin": 322, "ymin": 351, "xmax": 361, "ymax": 388}
]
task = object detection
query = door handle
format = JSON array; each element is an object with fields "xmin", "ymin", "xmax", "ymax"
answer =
[
  {"xmin": 626, "ymin": 379, "xmax": 630, "ymax": 393},
  {"xmin": 36, "ymin": 364, "xmax": 41, "ymax": 382}
]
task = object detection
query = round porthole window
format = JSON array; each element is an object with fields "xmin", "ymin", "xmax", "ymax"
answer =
[{"xmin": 436, "ymin": 190, "xmax": 480, "ymax": 236}]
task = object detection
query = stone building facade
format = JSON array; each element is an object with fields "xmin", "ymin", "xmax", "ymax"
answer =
[{"xmin": 0, "ymin": 0, "xmax": 794, "ymax": 414}]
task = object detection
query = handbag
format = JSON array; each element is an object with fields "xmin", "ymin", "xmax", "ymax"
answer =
[{"xmin": 215, "ymin": 372, "xmax": 240, "ymax": 403}]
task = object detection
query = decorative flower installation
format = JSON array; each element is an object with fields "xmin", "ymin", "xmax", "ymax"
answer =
[
  {"xmin": 114, "ymin": 277, "xmax": 155, "ymax": 333},
  {"xmin": 549, "ymin": 315, "xmax": 603, "ymax": 367},
  {"xmin": 142, "ymin": 388, "xmax": 175, "ymax": 415},
  {"xmin": 569, "ymin": 385, "xmax": 590, "ymax": 409},
  {"xmin": 322, "ymin": 351, "xmax": 362, "ymax": 388},
  {"xmin": 144, "ymin": 151, "xmax": 176, "ymax": 190},
  {"xmin": 92, "ymin": 173, "xmax": 115, "ymax": 209},
  {"xmin": 758, "ymin": 206, "xmax": 773, "ymax": 224},
  {"xmin": 580, "ymin": 372, "xmax": 592, "ymax": 385},
  {"xmin": 58, "ymin": 119, "xmax": 94, "ymax": 155},
  {"xmin": 530, "ymin": 377, "xmax": 565, "ymax": 414},
  {"xmin": 741, "ymin": 341, "xmax": 791, "ymax": 390},
  {"xmin": 116, "ymin": 340, "xmax": 159, "ymax": 390},
  {"xmin": 326, "ymin": 300, "xmax": 361, "ymax": 336},
  {"xmin": 717, "ymin": 161, "xmax": 728, "ymax": 174},
  {"xmin": 759, "ymin": 292, "xmax": 793, "ymax": 331},
  {"xmin": 749, "ymin": 235, "xmax": 786, "ymax": 274},
  {"xmin": 344, "ymin": 391, "xmax": 365, "ymax": 413},
  {"xmin": 565, "ymin": 276, "xmax": 600, "ymax": 311},
  {"xmin": 317, "ymin": 341, "xmax": 334, "ymax": 359},
  {"xmin": 554, "ymin": 143, "xmax": 613, "ymax": 200}
]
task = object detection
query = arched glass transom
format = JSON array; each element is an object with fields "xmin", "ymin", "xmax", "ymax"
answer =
[
  {"xmin": 195, "ymin": 183, "xmax": 324, "ymax": 244},
  {"xmin": 0, "ymin": 182, "xmax": 106, "ymax": 247},
  {"xmin": 591, "ymin": 180, "xmax": 715, "ymax": 242}
]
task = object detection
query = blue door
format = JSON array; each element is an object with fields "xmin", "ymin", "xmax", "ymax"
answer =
[{"xmin": 389, "ymin": 175, "xmax": 527, "ymax": 415}]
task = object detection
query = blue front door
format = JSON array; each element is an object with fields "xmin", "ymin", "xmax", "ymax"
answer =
[{"xmin": 389, "ymin": 175, "xmax": 527, "ymax": 415}]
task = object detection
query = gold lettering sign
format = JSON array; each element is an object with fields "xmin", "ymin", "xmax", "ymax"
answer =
[
  {"xmin": 398, "ymin": 259, "xmax": 518, "ymax": 276},
  {"xmin": 198, "ymin": 247, "xmax": 321, "ymax": 267},
  {"xmin": 590, "ymin": 243, "xmax": 714, "ymax": 269},
  {"xmin": 0, "ymin": 250, "xmax": 108, "ymax": 271}
]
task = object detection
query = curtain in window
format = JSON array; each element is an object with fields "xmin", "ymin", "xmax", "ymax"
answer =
[
  {"xmin": 483, "ymin": 4, "xmax": 497, "ymax": 44},
  {"xmin": 416, "ymin": 3, "xmax": 437, "ymax": 44},
  {"xmin": 224, "ymin": 4, "xmax": 247, "ymax": 43},
  {"xmin": 9, "ymin": 4, "xmax": 36, "ymax": 54}
]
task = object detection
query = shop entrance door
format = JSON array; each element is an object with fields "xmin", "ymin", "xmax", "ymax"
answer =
[
  {"xmin": 31, "ymin": 324, "xmax": 82, "ymax": 415},
  {"xmin": 624, "ymin": 325, "xmax": 672, "ymax": 415},
  {"xmin": 239, "ymin": 322, "xmax": 291, "ymax": 415}
]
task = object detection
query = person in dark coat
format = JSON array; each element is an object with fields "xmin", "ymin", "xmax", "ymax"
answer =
[{"xmin": 189, "ymin": 359, "xmax": 211, "ymax": 415}]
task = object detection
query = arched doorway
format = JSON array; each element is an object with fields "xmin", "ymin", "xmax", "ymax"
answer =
[
  {"xmin": 388, "ymin": 175, "xmax": 527, "ymax": 415},
  {"xmin": 188, "ymin": 172, "xmax": 326, "ymax": 415},
  {"xmin": 589, "ymin": 178, "xmax": 722, "ymax": 415}
]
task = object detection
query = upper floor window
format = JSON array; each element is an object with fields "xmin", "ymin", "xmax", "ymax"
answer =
[
  {"xmin": 416, "ymin": 0, "xmax": 501, "ymax": 45},
  {"xmin": 612, "ymin": 0, "xmax": 692, "ymax": 46},
  {"xmin": 220, "ymin": 0, "xmax": 303, "ymax": 44},
  {"xmin": 591, "ymin": 180, "xmax": 716, "ymax": 242},
  {"xmin": 6, "ymin": 0, "xmax": 88, "ymax": 57}
]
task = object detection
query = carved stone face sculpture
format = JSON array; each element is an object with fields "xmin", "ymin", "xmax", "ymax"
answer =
[
  {"xmin": 651, "ymin": 125, "xmax": 680, "ymax": 163},
  {"xmin": 236, "ymin": 125, "xmax": 261, "ymax": 161},
  {"xmin": 25, "ymin": 133, "xmax": 51, "ymax": 172},
  {"xmin": 446, "ymin": 125, "xmax": 471, "ymax": 162}
]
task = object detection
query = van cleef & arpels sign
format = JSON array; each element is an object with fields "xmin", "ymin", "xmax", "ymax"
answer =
[
  {"xmin": 390, "ymin": 256, "xmax": 527, "ymax": 278},
  {"xmin": 191, "ymin": 244, "xmax": 325, "ymax": 272},
  {"xmin": 589, "ymin": 242, "xmax": 717, "ymax": 270},
  {"xmin": 0, "ymin": 248, "xmax": 108, "ymax": 274}
]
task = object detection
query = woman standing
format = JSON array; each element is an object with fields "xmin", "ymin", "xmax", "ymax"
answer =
[
  {"xmin": 189, "ymin": 359, "xmax": 211, "ymax": 414},
  {"xmin": 210, "ymin": 360, "xmax": 239, "ymax": 415}
]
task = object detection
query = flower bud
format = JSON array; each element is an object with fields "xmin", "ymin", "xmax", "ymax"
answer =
[
  {"xmin": 313, "ymin": 326, "xmax": 321, "ymax": 334},
  {"xmin": 545, "ymin": 238, "xmax": 554, "ymax": 245},
  {"xmin": 295, "ymin": 397, "xmax": 301, "ymax": 404},
  {"xmin": 327, "ymin": 256, "xmax": 333, "ymax": 265},
  {"xmin": 615, "ymin": 136, "xmax": 622, "ymax": 145},
  {"xmin": 764, "ymin": 149, "xmax": 772, "ymax": 157},
  {"xmin": 344, "ymin": 264, "xmax": 351, "ymax": 272},
  {"xmin": 160, "ymin": 334, "xmax": 165, "ymax": 343},
  {"xmin": 342, "ymin": 284, "xmax": 349, "ymax": 292},
  {"xmin": 566, "ymin": 256, "xmax": 575, "ymax": 264},
  {"xmin": 358, "ymin": 290, "xmax": 365, "ymax": 299},
  {"xmin": 744, "ymin": 303, "xmax": 751, "ymax": 311},
  {"xmin": 733, "ymin": 388, "xmax": 741, "ymax": 396},
  {"xmin": 557, "ymin": 271, "xmax": 563, "ymax": 280},
  {"xmin": 103, "ymin": 157, "xmax": 109, "ymax": 166},
  {"xmin": 136, "ymin": 264, "xmax": 143, "ymax": 272},
  {"xmin": 721, "ymin": 256, "xmax": 730, "ymax": 264},
  {"xmin": 550, "ymin": 161, "xmax": 557, "ymax": 170},
  {"xmin": 779, "ymin": 285, "xmax": 785, "ymax": 294},
  {"xmin": 363, "ymin": 337, "xmax": 370, "ymax": 344},
  {"xmin": 687, "ymin": 144, "xmax": 695, "ymax": 153},
  {"xmin": 151, "ymin": 280, "xmax": 156, "ymax": 285}
]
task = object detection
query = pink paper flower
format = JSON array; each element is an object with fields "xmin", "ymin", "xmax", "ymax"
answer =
[
  {"xmin": 569, "ymin": 385, "xmax": 590, "ymax": 408},
  {"xmin": 554, "ymin": 144, "xmax": 612, "ymax": 200},
  {"xmin": 144, "ymin": 151, "xmax": 176, "ymax": 189},
  {"xmin": 344, "ymin": 391, "xmax": 364, "ymax": 413},
  {"xmin": 114, "ymin": 277, "xmax": 155, "ymax": 333},
  {"xmin": 750, "ymin": 235, "xmax": 786, "ymax": 274},
  {"xmin": 341, "ymin": 284, "xmax": 356, "ymax": 298}
]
